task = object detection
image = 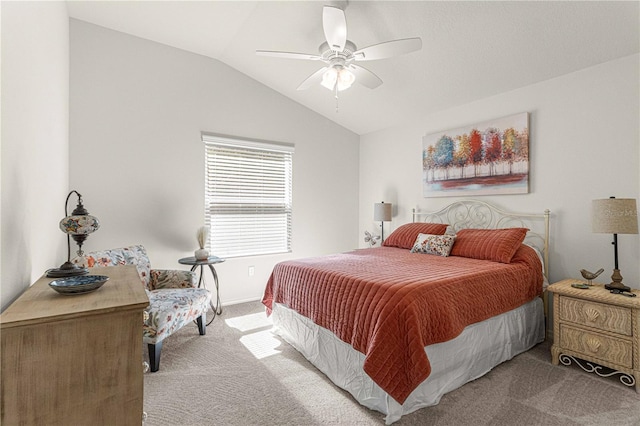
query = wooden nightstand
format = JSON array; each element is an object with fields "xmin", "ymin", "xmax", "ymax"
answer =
[{"xmin": 548, "ymin": 278, "xmax": 640, "ymax": 392}]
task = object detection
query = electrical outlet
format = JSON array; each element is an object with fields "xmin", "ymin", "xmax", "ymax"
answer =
[{"xmin": 248, "ymin": 266, "xmax": 255, "ymax": 276}]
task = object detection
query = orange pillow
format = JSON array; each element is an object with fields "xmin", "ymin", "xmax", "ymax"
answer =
[
  {"xmin": 449, "ymin": 228, "xmax": 528, "ymax": 263},
  {"xmin": 383, "ymin": 223, "xmax": 449, "ymax": 249}
]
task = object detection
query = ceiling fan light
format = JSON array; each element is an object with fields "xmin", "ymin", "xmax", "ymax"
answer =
[
  {"xmin": 322, "ymin": 66, "xmax": 355, "ymax": 92},
  {"xmin": 321, "ymin": 67, "xmax": 338, "ymax": 90},
  {"xmin": 336, "ymin": 67, "xmax": 355, "ymax": 91}
]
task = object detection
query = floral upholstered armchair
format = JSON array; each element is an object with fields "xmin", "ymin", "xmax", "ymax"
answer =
[{"xmin": 73, "ymin": 245, "xmax": 211, "ymax": 372}]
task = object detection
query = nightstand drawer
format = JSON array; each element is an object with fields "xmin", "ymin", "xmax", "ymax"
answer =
[
  {"xmin": 560, "ymin": 324, "xmax": 633, "ymax": 368},
  {"xmin": 559, "ymin": 296, "xmax": 632, "ymax": 336}
]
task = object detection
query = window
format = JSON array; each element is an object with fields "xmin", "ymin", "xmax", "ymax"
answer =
[{"xmin": 203, "ymin": 134, "xmax": 294, "ymax": 258}]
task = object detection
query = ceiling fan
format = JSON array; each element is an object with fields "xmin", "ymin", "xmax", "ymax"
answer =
[{"xmin": 256, "ymin": 5, "xmax": 422, "ymax": 98}]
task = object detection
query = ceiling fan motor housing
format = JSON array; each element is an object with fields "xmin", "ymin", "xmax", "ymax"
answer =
[{"xmin": 319, "ymin": 40, "xmax": 357, "ymax": 62}]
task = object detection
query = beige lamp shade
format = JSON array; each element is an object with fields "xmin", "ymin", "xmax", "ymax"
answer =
[
  {"xmin": 592, "ymin": 198, "xmax": 638, "ymax": 234},
  {"xmin": 374, "ymin": 202, "xmax": 392, "ymax": 222}
]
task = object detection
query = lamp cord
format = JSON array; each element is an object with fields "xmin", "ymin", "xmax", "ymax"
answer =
[
  {"xmin": 613, "ymin": 233, "xmax": 619, "ymax": 270},
  {"xmin": 609, "ymin": 196, "xmax": 620, "ymax": 271}
]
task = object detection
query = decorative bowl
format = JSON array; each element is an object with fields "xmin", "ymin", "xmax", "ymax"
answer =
[{"xmin": 48, "ymin": 275, "xmax": 109, "ymax": 295}]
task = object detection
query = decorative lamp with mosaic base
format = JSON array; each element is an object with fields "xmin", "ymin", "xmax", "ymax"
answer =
[{"xmin": 46, "ymin": 190, "xmax": 100, "ymax": 278}]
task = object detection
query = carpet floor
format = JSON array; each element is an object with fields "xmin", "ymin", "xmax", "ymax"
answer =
[{"xmin": 143, "ymin": 301, "xmax": 640, "ymax": 425}]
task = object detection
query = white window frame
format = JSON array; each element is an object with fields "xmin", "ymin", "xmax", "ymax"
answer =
[{"xmin": 202, "ymin": 134, "xmax": 294, "ymax": 258}]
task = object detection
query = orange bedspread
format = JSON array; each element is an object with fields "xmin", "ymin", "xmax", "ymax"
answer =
[{"xmin": 262, "ymin": 245, "xmax": 542, "ymax": 404}]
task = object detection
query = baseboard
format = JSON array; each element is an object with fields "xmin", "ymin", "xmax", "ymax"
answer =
[{"xmin": 222, "ymin": 296, "xmax": 263, "ymax": 307}]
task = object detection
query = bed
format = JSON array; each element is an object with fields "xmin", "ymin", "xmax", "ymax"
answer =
[{"xmin": 262, "ymin": 200, "xmax": 550, "ymax": 424}]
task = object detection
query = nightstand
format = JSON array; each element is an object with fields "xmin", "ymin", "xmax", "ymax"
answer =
[{"xmin": 548, "ymin": 278, "xmax": 639, "ymax": 392}]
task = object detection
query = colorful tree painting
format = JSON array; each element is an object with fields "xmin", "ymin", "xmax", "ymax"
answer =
[
  {"xmin": 469, "ymin": 128, "xmax": 483, "ymax": 177},
  {"xmin": 422, "ymin": 113, "xmax": 529, "ymax": 198}
]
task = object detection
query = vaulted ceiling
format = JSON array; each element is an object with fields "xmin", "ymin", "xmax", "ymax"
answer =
[{"xmin": 66, "ymin": 1, "xmax": 639, "ymax": 135}]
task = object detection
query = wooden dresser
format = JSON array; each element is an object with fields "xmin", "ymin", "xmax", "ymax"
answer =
[
  {"xmin": 1, "ymin": 265, "xmax": 149, "ymax": 425},
  {"xmin": 549, "ymin": 278, "xmax": 639, "ymax": 392}
]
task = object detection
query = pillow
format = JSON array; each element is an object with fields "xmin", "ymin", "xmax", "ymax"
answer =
[
  {"xmin": 449, "ymin": 227, "xmax": 528, "ymax": 263},
  {"xmin": 383, "ymin": 222, "xmax": 449, "ymax": 249},
  {"xmin": 410, "ymin": 233, "xmax": 456, "ymax": 257}
]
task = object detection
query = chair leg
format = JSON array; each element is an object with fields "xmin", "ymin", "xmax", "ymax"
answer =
[
  {"xmin": 148, "ymin": 341, "xmax": 162, "ymax": 372},
  {"xmin": 196, "ymin": 314, "xmax": 206, "ymax": 335}
]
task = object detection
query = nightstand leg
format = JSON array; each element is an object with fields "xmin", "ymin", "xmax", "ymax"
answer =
[{"xmin": 551, "ymin": 344, "xmax": 560, "ymax": 365}]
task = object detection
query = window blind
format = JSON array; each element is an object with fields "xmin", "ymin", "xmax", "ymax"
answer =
[{"xmin": 203, "ymin": 134, "xmax": 294, "ymax": 258}]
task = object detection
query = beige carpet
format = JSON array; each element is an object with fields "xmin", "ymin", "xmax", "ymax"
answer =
[{"xmin": 143, "ymin": 301, "xmax": 640, "ymax": 425}]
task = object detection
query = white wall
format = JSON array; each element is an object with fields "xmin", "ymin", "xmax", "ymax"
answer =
[
  {"xmin": 360, "ymin": 54, "xmax": 640, "ymax": 288},
  {"xmin": 1, "ymin": 1, "xmax": 69, "ymax": 311},
  {"xmin": 69, "ymin": 20, "xmax": 359, "ymax": 305}
]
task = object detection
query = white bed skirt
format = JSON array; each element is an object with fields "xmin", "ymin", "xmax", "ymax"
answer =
[{"xmin": 271, "ymin": 297, "xmax": 545, "ymax": 424}]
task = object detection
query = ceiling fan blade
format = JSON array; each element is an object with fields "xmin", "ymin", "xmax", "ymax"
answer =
[
  {"xmin": 297, "ymin": 67, "xmax": 329, "ymax": 91},
  {"xmin": 256, "ymin": 50, "xmax": 322, "ymax": 61},
  {"xmin": 323, "ymin": 6, "xmax": 347, "ymax": 52},
  {"xmin": 353, "ymin": 38, "xmax": 422, "ymax": 61},
  {"xmin": 349, "ymin": 64, "xmax": 383, "ymax": 89}
]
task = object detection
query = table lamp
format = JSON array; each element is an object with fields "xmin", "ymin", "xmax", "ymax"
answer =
[
  {"xmin": 47, "ymin": 190, "xmax": 100, "ymax": 278},
  {"xmin": 591, "ymin": 197, "xmax": 638, "ymax": 292},
  {"xmin": 374, "ymin": 202, "xmax": 392, "ymax": 241}
]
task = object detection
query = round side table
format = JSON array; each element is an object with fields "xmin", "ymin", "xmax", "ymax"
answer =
[{"xmin": 178, "ymin": 256, "xmax": 225, "ymax": 325}]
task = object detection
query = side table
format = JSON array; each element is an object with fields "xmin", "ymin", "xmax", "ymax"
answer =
[
  {"xmin": 179, "ymin": 256, "xmax": 225, "ymax": 325},
  {"xmin": 548, "ymin": 278, "xmax": 639, "ymax": 393}
]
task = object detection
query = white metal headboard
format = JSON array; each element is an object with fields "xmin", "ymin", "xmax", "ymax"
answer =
[{"xmin": 413, "ymin": 200, "xmax": 550, "ymax": 277}]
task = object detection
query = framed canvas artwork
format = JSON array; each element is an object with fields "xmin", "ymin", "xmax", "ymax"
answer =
[{"xmin": 422, "ymin": 112, "xmax": 529, "ymax": 198}]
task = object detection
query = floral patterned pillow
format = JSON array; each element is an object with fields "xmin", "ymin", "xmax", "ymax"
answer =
[{"xmin": 410, "ymin": 233, "xmax": 456, "ymax": 257}]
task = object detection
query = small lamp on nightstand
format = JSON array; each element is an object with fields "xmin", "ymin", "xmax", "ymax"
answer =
[
  {"xmin": 374, "ymin": 202, "xmax": 392, "ymax": 242},
  {"xmin": 591, "ymin": 197, "xmax": 638, "ymax": 292}
]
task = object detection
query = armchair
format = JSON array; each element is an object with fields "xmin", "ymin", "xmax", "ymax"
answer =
[{"xmin": 73, "ymin": 245, "xmax": 211, "ymax": 372}]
